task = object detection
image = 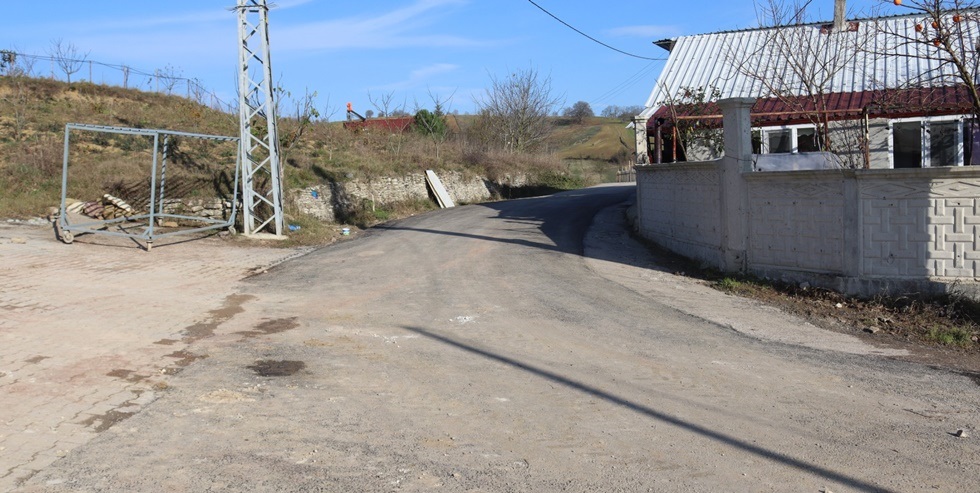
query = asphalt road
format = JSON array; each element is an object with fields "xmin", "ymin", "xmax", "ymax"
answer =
[{"xmin": 20, "ymin": 185, "xmax": 980, "ymax": 492}]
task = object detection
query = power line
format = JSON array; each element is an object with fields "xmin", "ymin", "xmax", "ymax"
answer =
[
  {"xmin": 591, "ymin": 60, "xmax": 660, "ymax": 106},
  {"xmin": 526, "ymin": 0, "xmax": 665, "ymax": 61}
]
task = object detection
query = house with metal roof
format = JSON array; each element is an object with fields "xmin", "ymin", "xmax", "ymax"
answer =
[{"xmin": 635, "ymin": 11, "xmax": 980, "ymax": 169}]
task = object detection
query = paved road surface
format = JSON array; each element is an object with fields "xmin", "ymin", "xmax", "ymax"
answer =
[{"xmin": 13, "ymin": 185, "xmax": 980, "ymax": 492}]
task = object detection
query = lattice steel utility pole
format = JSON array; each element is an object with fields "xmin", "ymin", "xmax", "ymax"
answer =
[{"xmin": 235, "ymin": 0, "xmax": 284, "ymax": 236}]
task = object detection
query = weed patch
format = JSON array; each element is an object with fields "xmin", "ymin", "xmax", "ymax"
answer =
[
  {"xmin": 716, "ymin": 277, "xmax": 743, "ymax": 292},
  {"xmin": 926, "ymin": 326, "xmax": 976, "ymax": 347}
]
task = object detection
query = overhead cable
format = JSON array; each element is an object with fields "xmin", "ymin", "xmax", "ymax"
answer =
[
  {"xmin": 592, "ymin": 60, "xmax": 660, "ymax": 106},
  {"xmin": 526, "ymin": 0, "xmax": 665, "ymax": 61}
]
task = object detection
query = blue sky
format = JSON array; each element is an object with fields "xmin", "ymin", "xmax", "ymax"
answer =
[{"xmin": 3, "ymin": 0, "xmax": 898, "ymax": 119}]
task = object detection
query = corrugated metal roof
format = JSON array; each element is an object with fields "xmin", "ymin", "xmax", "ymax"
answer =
[{"xmin": 640, "ymin": 12, "xmax": 980, "ymax": 119}]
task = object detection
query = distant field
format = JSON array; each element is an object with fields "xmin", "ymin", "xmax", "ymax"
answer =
[{"xmin": 547, "ymin": 117, "xmax": 634, "ymax": 163}]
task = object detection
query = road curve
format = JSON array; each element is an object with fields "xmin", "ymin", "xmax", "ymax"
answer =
[{"xmin": 22, "ymin": 185, "xmax": 980, "ymax": 492}]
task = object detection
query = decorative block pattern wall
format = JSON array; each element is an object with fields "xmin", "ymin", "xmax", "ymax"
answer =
[{"xmin": 860, "ymin": 177, "xmax": 980, "ymax": 278}]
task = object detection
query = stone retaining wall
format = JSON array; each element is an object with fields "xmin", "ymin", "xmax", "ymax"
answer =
[
  {"xmin": 153, "ymin": 171, "xmax": 521, "ymax": 226},
  {"xmin": 291, "ymin": 171, "xmax": 521, "ymax": 223}
]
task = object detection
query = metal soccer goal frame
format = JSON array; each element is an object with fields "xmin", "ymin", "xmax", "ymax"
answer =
[{"xmin": 57, "ymin": 123, "xmax": 241, "ymax": 250}]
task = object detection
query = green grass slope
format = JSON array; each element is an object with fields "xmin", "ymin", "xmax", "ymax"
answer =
[{"xmin": 546, "ymin": 117, "xmax": 635, "ymax": 163}]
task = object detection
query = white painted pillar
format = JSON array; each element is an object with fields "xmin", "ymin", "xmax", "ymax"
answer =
[
  {"xmin": 718, "ymin": 97, "xmax": 755, "ymax": 272},
  {"xmin": 720, "ymin": 97, "xmax": 755, "ymax": 172},
  {"xmin": 633, "ymin": 116, "xmax": 650, "ymax": 165}
]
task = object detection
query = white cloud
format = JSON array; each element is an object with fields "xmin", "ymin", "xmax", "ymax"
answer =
[
  {"xmin": 274, "ymin": 0, "xmax": 316, "ymax": 9},
  {"xmin": 411, "ymin": 63, "xmax": 459, "ymax": 79},
  {"xmin": 371, "ymin": 63, "xmax": 460, "ymax": 91},
  {"xmin": 272, "ymin": 0, "xmax": 487, "ymax": 51},
  {"xmin": 78, "ymin": 9, "xmax": 229, "ymax": 32},
  {"xmin": 606, "ymin": 25, "xmax": 680, "ymax": 39}
]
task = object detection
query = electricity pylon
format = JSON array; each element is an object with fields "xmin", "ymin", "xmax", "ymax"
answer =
[{"xmin": 234, "ymin": 0, "xmax": 284, "ymax": 236}]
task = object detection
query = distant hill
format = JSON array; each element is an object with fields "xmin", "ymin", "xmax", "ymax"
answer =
[
  {"xmin": 545, "ymin": 117, "xmax": 634, "ymax": 164},
  {"xmin": 0, "ymin": 76, "xmax": 631, "ymax": 219}
]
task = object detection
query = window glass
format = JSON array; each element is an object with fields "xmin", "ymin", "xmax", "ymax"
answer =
[
  {"xmin": 930, "ymin": 121, "xmax": 959, "ymax": 167},
  {"xmin": 797, "ymin": 127, "xmax": 819, "ymax": 152},
  {"xmin": 767, "ymin": 129, "xmax": 792, "ymax": 153},
  {"xmin": 751, "ymin": 130, "xmax": 761, "ymax": 154},
  {"xmin": 893, "ymin": 122, "xmax": 922, "ymax": 168}
]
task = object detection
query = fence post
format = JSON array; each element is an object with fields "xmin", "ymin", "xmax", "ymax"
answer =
[
  {"xmin": 633, "ymin": 116, "xmax": 650, "ymax": 165},
  {"xmin": 717, "ymin": 97, "xmax": 755, "ymax": 273}
]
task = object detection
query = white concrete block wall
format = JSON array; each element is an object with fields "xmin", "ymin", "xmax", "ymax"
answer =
[
  {"xmin": 746, "ymin": 173, "xmax": 846, "ymax": 273},
  {"xmin": 637, "ymin": 164, "xmax": 980, "ymax": 295},
  {"xmin": 636, "ymin": 162, "xmax": 723, "ymax": 266}
]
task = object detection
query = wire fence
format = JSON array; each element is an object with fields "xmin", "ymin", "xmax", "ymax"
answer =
[{"xmin": 0, "ymin": 49, "xmax": 236, "ymax": 113}]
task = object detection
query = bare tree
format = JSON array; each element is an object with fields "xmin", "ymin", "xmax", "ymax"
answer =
[
  {"xmin": 368, "ymin": 91, "xmax": 407, "ymax": 118},
  {"xmin": 157, "ymin": 64, "xmax": 183, "ymax": 95},
  {"xmin": 188, "ymin": 78, "xmax": 208, "ymax": 105},
  {"xmin": 601, "ymin": 104, "xmax": 645, "ymax": 121},
  {"xmin": 50, "ymin": 39, "xmax": 88, "ymax": 87},
  {"xmin": 474, "ymin": 67, "xmax": 564, "ymax": 152},
  {"xmin": 563, "ymin": 101, "xmax": 594, "ymax": 124},
  {"xmin": 725, "ymin": 0, "xmax": 872, "ymax": 166},
  {"xmin": 658, "ymin": 85, "xmax": 725, "ymax": 161},
  {"xmin": 871, "ymin": 0, "xmax": 980, "ymax": 122},
  {"xmin": 321, "ymin": 95, "xmax": 340, "ymax": 122},
  {"xmin": 277, "ymin": 88, "xmax": 319, "ymax": 166},
  {"xmin": 0, "ymin": 54, "xmax": 32, "ymax": 141}
]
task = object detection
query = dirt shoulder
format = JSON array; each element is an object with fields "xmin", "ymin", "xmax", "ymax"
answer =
[
  {"xmin": 712, "ymin": 276, "xmax": 980, "ymax": 378},
  {"xmin": 617, "ymin": 211, "xmax": 980, "ymax": 377}
]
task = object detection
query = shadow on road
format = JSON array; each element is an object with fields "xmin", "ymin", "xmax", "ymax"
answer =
[
  {"xmin": 376, "ymin": 185, "xmax": 676, "ymax": 272},
  {"xmin": 401, "ymin": 325, "xmax": 897, "ymax": 493},
  {"xmin": 387, "ymin": 187, "xmax": 626, "ymax": 251}
]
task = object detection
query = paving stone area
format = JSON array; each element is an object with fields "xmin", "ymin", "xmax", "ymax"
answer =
[{"xmin": 0, "ymin": 223, "xmax": 307, "ymax": 491}]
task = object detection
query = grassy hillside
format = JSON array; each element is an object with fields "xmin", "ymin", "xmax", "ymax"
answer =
[
  {"xmin": 546, "ymin": 117, "xmax": 635, "ymax": 163},
  {"xmin": 543, "ymin": 117, "xmax": 635, "ymax": 184},
  {"xmin": 0, "ymin": 77, "xmax": 238, "ymax": 217},
  {"xmin": 0, "ymin": 77, "xmax": 630, "ymax": 220}
]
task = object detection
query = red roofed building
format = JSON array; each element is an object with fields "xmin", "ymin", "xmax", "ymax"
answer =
[
  {"xmin": 636, "ymin": 11, "xmax": 980, "ymax": 168},
  {"xmin": 343, "ymin": 116, "xmax": 415, "ymax": 133}
]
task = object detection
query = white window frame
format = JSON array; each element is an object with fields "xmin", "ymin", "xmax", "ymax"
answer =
[
  {"xmin": 887, "ymin": 116, "xmax": 965, "ymax": 168},
  {"xmin": 753, "ymin": 124, "xmax": 820, "ymax": 154}
]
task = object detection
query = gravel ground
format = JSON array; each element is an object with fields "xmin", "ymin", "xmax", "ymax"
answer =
[{"xmin": 13, "ymin": 185, "xmax": 980, "ymax": 492}]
